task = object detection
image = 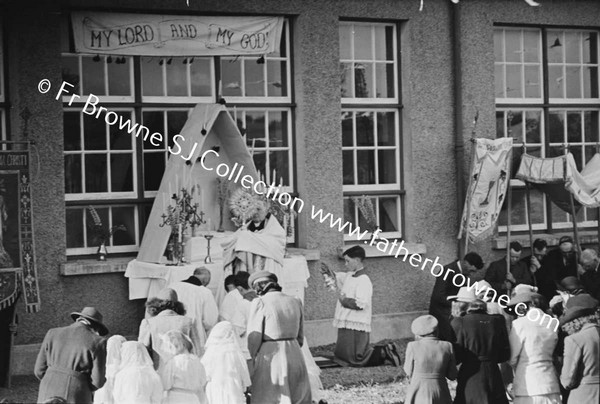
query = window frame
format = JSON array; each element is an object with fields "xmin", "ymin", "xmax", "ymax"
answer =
[
  {"xmin": 495, "ymin": 24, "xmax": 600, "ymax": 233},
  {"xmin": 340, "ymin": 20, "xmax": 404, "ymax": 241},
  {"xmin": 62, "ymin": 19, "xmax": 295, "ymax": 256}
]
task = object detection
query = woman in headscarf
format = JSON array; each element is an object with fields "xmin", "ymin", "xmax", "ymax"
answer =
[
  {"xmin": 452, "ymin": 299, "xmax": 510, "ymax": 404},
  {"xmin": 403, "ymin": 315, "xmax": 456, "ymax": 404},
  {"xmin": 112, "ymin": 341, "xmax": 163, "ymax": 404},
  {"xmin": 161, "ymin": 330, "xmax": 207, "ymax": 404},
  {"xmin": 138, "ymin": 287, "xmax": 201, "ymax": 375},
  {"xmin": 93, "ymin": 335, "xmax": 126, "ymax": 404},
  {"xmin": 559, "ymin": 294, "xmax": 599, "ymax": 404},
  {"xmin": 246, "ymin": 270, "xmax": 312, "ymax": 404},
  {"xmin": 508, "ymin": 291, "xmax": 561, "ymax": 404},
  {"xmin": 201, "ymin": 321, "xmax": 251, "ymax": 404}
]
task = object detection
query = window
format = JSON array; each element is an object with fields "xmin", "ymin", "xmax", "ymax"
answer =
[
  {"xmin": 62, "ymin": 19, "xmax": 292, "ymax": 255},
  {"xmin": 495, "ymin": 27, "xmax": 600, "ymax": 232},
  {"xmin": 0, "ymin": 25, "xmax": 6, "ymax": 143},
  {"xmin": 340, "ymin": 21, "xmax": 403, "ymax": 240}
]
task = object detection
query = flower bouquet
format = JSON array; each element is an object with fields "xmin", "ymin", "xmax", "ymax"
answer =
[
  {"xmin": 87, "ymin": 206, "xmax": 126, "ymax": 260},
  {"xmin": 320, "ymin": 262, "xmax": 337, "ymax": 292}
]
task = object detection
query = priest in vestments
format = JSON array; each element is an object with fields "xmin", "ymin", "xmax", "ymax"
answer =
[{"xmin": 222, "ymin": 199, "xmax": 286, "ymax": 274}]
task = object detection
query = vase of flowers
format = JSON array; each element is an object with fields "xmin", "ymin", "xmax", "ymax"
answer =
[{"xmin": 87, "ymin": 206, "xmax": 127, "ymax": 261}]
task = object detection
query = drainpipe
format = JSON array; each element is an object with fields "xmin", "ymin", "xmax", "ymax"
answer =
[{"xmin": 452, "ymin": 2, "xmax": 466, "ymax": 259}]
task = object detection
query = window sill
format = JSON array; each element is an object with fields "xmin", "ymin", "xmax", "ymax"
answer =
[
  {"xmin": 337, "ymin": 242, "xmax": 426, "ymax": 259},
  {"xmin": 61, "ymin": 248, "xmax": 320, "ymax": 276},
  {"xmin": 60, "ymin": 257, "xmax": 132, "ymax": 276},
  {"xmin": 492, "ymin": 230, "xmax": 599, "ymax": 250}
]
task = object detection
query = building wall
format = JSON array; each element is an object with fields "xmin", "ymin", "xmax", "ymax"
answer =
[{"xmin": 2, "ymin": 0, "xmax": 598, "ymax": 347}]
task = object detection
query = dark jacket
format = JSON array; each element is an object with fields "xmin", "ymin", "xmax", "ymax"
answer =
[
  {"xmin": 34, "ymin": 322, "xmax": 107, "ymax": 404},
  {"xmin": 451, "ymin": 311, "xmax": 510, "ymax": 404},
  {"xmin": 429, "ymin": 260, "xmax": 461, "ymax": 342},
  {"xmin": 484, "ymin": 257, "xmax": 532, "ymax": 296}
]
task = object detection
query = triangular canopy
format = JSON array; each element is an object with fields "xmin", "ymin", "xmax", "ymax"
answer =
[{"xmin": 137, "ymin": 103, "xmax": 258, "ymax": 263}]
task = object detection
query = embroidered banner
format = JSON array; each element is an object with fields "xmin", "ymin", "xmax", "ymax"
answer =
[
  {"xmin": 71, "ymin": 12, "xmax": 284, "ymax": 56},
  {"xmin": 0, "ymin": 150, "xmax": 39, "ymax": 313},
  {"xmin": 459, "ymin": 138, "xmax": 513, "ymax": 242}
]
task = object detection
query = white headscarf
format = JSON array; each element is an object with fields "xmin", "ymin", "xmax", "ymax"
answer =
[
  {"xmin": 201, "ymin": 321, "xmax": 251, "ymax": 387},
  {"xmin": 119, "ymin": 341, "xmax": 154, "ymax": 369},
  {"xmin": 106, "ymin": 335, "xmax": 127, "ymax": 378}
]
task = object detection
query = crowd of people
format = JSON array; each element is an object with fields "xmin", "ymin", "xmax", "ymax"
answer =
[
  {"xmin": 34, "ymin": 268, "xmax": 321, "ymax": 404},
  {"xmin": 29, "ymin": 234, "xmax": 599, "ymax": 403},
  {"xmin": 423, "ymin": 237, "xmax": 600, "ymax": 404}
]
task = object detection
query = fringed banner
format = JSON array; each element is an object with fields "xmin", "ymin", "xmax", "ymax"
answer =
[
  {"xmin": 459, "ymin": 138, "xmax": 513, "ymax": 243},
  {"xmin": 0, "ymin": 150, "xmax": 39, "ymax": 313}
]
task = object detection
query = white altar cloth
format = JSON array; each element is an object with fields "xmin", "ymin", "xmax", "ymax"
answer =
[{"xmin": 125, "ymin": 255, "xmax": 310, "ymax": 305}]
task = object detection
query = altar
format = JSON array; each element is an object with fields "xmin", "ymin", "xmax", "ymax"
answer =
[{"xmin": 124, "ymin": 254, "xmax": 311, "ymax": 306}]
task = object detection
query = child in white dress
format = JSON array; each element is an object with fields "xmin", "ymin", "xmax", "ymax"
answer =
[
  {"xmin": 113, "ymin": 341, "xmax": 164, "ymax": 404},
  {"xmin": 161, "ymin": 330, "xmax": 208, "ymax": 404},
  {"xmin": 93, "ymin": 335, "xmax": 126, "ymax": 404},
  {"xmin": 201, "ymin": 321, "xmax": 251, "ymax": 404}
]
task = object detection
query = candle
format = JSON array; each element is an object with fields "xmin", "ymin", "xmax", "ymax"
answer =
[
  {"xmin": 280, "ymin": 176, "xmax": 284, "ymax": 187},
  {"xmin": 234, "ymin": 106, "xmax": 238, "ymax": 126},
  {"xmin": 169, "ymin": 182, "xmax": 172, "ymax": 197},
  {"xmin": 218, "ymin": 79, "xmax": 222, "ymax": 98},
  {"xmin": 272, "ymin": 169, "xmax": 276, "ymax": 185},
  {"xmin": 175, "ymin": 174, "xmax": 179, "ymax": 193},
  {"xmin": 178, "ymin": 224, "xmax": 182, "ymax": 243}
]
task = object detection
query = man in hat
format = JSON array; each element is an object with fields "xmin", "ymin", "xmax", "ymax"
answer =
[
  {"xmin": 549, "ymin": 276, "xmax": 587, "ymax": 317},
  {"xmin": 34, "ymin": 307, "xmax": 108, "ymax": 404},
  {"xmin": 485, "ymin": 241, "xmax": 533, "ymax": 296},
  {"xmin": 168, "ymin": 267, "xmax": 218, "ymax": 354},
  {"xmin": 429, "ymin": 252, "xmax": 484, "ymax": 342},
  {"xmin": 580, "ymin": 248, "xmax": 600, "ymax": 301}
]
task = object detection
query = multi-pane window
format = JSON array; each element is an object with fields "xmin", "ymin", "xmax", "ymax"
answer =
[
  {"xmin": 340, "ymin": 21, "xmax": 402, "ymax": 240},
  {"xmin": 495, "ymin": 27, "xmax": 600, "ymax": 231},
  {"xmin": 62, "ymin": 20, "xmax": 293, "ymax": 255},
  {"xmin": 0, "ymin": 25, "xmax": 5, "ymax": 143}
]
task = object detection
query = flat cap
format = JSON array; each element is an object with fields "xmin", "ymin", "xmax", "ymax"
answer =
[{"xmin": 411, "ymin": 314, "xmax": 438, "ymax": 336}]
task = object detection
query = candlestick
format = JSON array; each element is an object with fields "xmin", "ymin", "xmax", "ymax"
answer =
[{"xmin": 178, "ymin": 224, "xmax": 182, "ymax": 243}]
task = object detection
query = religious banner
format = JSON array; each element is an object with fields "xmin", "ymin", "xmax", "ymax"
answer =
[
  {"xmin": 459, "ymin": 137, "xmax": 513, "ymax": 242},
  {"xmin": 0, "ymin": 150, "xmax": 39, "ymax": 313},
  {"xmin": 71, "ymin": 12, "xmax": 284, "ymax": 56}
]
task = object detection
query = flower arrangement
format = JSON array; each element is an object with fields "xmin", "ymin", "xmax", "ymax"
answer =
[
  {"xmin": 320, "ymin": 262, "xmax": 337, "ymax": 292},
  {"xmin": 352, "ymin": 195, "xmax": 378, "ymax": 233},
  {"xmin": 87, "ymin": 206, "xmax": 126, "ymax": 245},
  {"xmin": 216, "ymin": 178, "xmax": 231, "ymax": 232}
]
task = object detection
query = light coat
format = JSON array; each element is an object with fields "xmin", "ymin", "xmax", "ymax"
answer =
[{"xmin": 560, "ymin": 323, "xmax": 600, "ymax": 404}]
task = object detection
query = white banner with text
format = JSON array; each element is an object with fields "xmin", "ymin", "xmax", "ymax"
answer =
[{"xmin": 71, "ymin": 12, "xmax": 284, "ymax": 56}]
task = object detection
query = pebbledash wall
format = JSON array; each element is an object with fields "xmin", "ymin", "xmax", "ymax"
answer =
[{"xmin": 2, "ymin": 0, "xmax": 599, "ymax": 373}]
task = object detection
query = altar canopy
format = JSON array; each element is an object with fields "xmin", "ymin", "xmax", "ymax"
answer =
[
  {"xmin": 516, "ymin": 153, "xmax": 600, "ymax": 212},
  {"xmin": 137, "ymin": 104, "xmax": 259, "ymax": 263}
]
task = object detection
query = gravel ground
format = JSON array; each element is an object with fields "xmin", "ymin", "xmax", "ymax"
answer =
[{"xmin": 1, "ymin": 338, "xmax": 429, "ymax": 404}]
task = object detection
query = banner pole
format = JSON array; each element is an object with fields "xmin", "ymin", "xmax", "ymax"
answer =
[
  {"xmin": 563, "ymin": 145, "xmax": 581, "ymax": 277},
  {"xmin": 459, "ymin": 112, "xmax": 480, "ymax": 256},
  {"xmin": 505, "ymin": 147, "xmax": 513, "ymax": 297},
  {"xmin": 525, "ymin": 181, "xmax": 536, "ymax": 286}
]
